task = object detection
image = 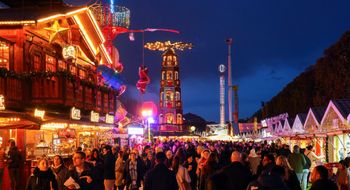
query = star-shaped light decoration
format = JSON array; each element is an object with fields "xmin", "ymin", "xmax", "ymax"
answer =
[{"xmin": 44, "ymin": 20, "xmax": 69, "ymax": 43}]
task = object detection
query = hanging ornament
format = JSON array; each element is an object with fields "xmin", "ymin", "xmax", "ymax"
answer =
[
  {"xmin": 136, "ymin": 66, "xmax": 150, "ymax": 94},
  {"xmin": 115, "ymin": 102, "xmax": 128, "ymax": 122},
  {"xmin": 44, "ymin": 20, "xmax": 69, "ymax": 43}
]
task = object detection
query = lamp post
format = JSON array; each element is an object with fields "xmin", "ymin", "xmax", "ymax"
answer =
[
  {"xmin": 141, "ymin": 109, "xmax": 153, "ymax": 143},
  {"xmin": 141, "ymin": 101, "xmax": 157, "ymax": 143}
]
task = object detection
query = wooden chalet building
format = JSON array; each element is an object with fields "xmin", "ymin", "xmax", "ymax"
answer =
[{"xmin": 0, "ymin": 0, "xmax": 122, "ymax": 177}]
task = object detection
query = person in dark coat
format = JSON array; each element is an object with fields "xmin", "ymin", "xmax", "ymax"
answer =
[
  {"xmin": 51, "ymin": 155, "xmax": 69, "ymax": 190},
  {"xmin": 207, "ymin": 151, "xmax": 252, "ymax": 190},
  {"xmin": 258, "ymin": 166, "xmax": 290, "ymax": 190},
  {"xmin": 256, "ymin": 153, "xmax": 275, "ymax": 177},
  {"xmin": 144, "ymin": 151, "xmax": 178, "ymax": 190},
  {"xmin": 67, "ymin": 151, "xmax": 93, "ymax": 190},
  {"xmin": 310, "ymin": 165, "xmax": 337, "ymax": 190},
  {"xmin": 164, "ymin": 150, "xmax": 173, "ymax": 169},
  {"xmin": 123, "ymin": 152, "xmax": 144, "ymax": 190},
  {"xmin": 7, "ymin": 139, "xmax": 21, "ymax": 190},
  {"xmin": 206, "ymin": 170, "xmax": 231, "ymax": 190},
  {"xmin": 102, "ymin": 145, "xmax": 116, "ymax": 190},
  {"xmin": 199, "ymin": 153, "xmax": 219, "ymax": 190},
  {"xmin": 88, "ymin": 148, "xmax": 104, "ymax": 190},
  {"xmin": 25, "ymin": 157, "xmax": 58, "ymax": 190},
  {"xmin": 276, "ymin": 155, "xmax": 301, "ymax": 190}
]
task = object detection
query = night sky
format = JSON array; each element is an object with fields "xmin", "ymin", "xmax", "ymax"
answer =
[{"xmin": 70, "ymin": 0, "xmax": 350, "ymax": 122}]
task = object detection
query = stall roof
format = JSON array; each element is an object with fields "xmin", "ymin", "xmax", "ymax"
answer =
[
  {"xmin": 0, "ymin": 110, "xmax": 41, "ymax": 129},
  {"xmin": 286, "ymin": 118, "xmax": 294, "ymax": 128},
  {"xmin": 332, "ymin": 99, "xmax": 350, "ymax": 119},
  {"xmin": 311, "ymin": 107, "xmax": 326, "ymax": 123}
]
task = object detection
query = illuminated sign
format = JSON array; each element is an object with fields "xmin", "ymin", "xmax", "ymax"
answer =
[
  {"xmin": 34, "ymin": 109, "xmax": 45, "ymax": 119},
  {"xmin": 90, "ymin": 111, "xmax": 99, "ymax": 122},
  {"xmin": 105, "ymin": 114, "xmax": 114, "ymax": 124},
  {"xmin": 62, "ymin": 45, "xmax": 77, "ymax": 62},
  {"xmin": 128, "ymin": 127, "xmax": 144, "ymax": 135},
  {"xmin": 0, "ymin": 95, "xmax": 4, "ymax": 110},
  {"xmin": 71, "ymin": 107, "xmax": 81, "ymax": 120}
]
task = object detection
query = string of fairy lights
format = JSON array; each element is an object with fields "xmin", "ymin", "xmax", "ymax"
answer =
[{"xmin": 144, "ymin": 41, "xmax": 193, "ymax": 52}]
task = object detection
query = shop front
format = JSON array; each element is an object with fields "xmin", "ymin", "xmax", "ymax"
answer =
[
  {"xmin": 0, "ymin": 109, "xmax": 41, "ymax": 190},
  {"xmin": 320, "ymin": 100, "xmax": 350, "ymax": 162},
  {"xmin": 126, "ymin": 122, "xmax": 145, "ymax": 147},
  {"xmin": 326, "ymin": 131, "xmax": 350, "ymax": 163}
]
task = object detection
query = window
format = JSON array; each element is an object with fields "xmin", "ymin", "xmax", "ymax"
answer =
[
  {"xmin": 165, "ymin": 113, "xmax": 173, "ymax": 124},
  {"xmin": 166, "ymin": 71, "xmax": 173, "ymax": 80},
  {"xmin": 167, "ymin": 56, "xmax": 172, "ymax": 66},
  {"xmin": 175, "ymin": 71, "xmax": 178, "ymax": 80},
  {"xmin": 70, "ymin": 65, "xmax": 77, "ymax": 75},
  {"xmin": 165, "ymin": 91, "xmax": 174, "ymax": 108},
  {"xmin": 46, "ymin": 55, "xmax": 56, "ymax": 71},
  {"xmin": 33, "ymin": 54, "xmax": 41, "ymax": 71},
  {"xmin": 177, "ymin": 114, "xmax": 182, "ymax": 124},
  {"xmin": 58, "ymin": 60, "xmax": 67, "ymax": 71},
  {"xmin": 79, "ymin": 69, "xmax": 86, "ymax": 79},
  {"xmin": 159, "ymin": 114, "xmax": 163, "ymax": 123},
  {"xmin": 160, "ymin": 92, "xmax": 164, "ymax": 100},
  {"xmin": 165, "ymin": 91, "xmax": 173, "ymax": 101},
  {"xmin": 175, "ymin": 92, "xmax": 180, "ymax": 101},
  {"xmin": 0, "ymin": 41, "xmax": 9, "ymax": 69},
  {"xmin": 162, "ymin": 71, "xmax": 165, "ymax": 80}
]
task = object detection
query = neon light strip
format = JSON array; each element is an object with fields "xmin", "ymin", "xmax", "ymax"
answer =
[
  {"xmin": 87, "ymin": 9, "xmax": 105, "ymax": 43},
  {"xmin": 66, "ymin": 7, "xmax": 88, "ymax": 16},
  {"xmin": 100, "ymin": 44, "xmax": 113, "ymax": 64},
  {"xmin": 110, "ymin": 0, "xmax": 115, "ymax": 13},
  {"xmin": 73, "ymin": 15, "xmax": 97, "ymax": 55},
  {"xmin": 0, "ymin": 20, "xmax": 36, "ymax": 25},
  {"xmin": 37, "ymin": 7, "xmax": 88, "ymax": 23}
]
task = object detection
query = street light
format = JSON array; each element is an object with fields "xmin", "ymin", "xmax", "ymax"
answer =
[
  {"xmin": 141, "ymin": 101, "xmax": 157, "ymax": 143},
  {"xmin": 141, "ymin": 109, "xmax": 153, "ymax": 143}
]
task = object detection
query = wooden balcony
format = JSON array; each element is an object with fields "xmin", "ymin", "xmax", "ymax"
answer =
[
  {"xmin": 30, "ymin": 76, "xmax": 117, "ymax": 113},
  {"xmin": 0, "ymin": 77, "xmax": 23, "ymax": 108}
]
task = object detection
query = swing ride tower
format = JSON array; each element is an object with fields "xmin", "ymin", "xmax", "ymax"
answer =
[{"xmin": 144, "ymin": 41, "xmax": 193, "ymax": 132}]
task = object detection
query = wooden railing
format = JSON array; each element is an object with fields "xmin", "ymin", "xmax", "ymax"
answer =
[
  {"xmin": 29, "ymin": 76, "xmax": 117, "ymax": 113},
  {"xmin": 0, "ymin": 77, "xmax": 23, "ymax": 108}
]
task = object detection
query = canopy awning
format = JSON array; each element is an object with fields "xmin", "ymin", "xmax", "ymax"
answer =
[{"xmin": 0, "ymin": 110, "xmax": 41, "ymax": 129}]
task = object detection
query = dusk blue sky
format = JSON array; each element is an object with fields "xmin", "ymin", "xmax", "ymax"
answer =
[{"xmin": 71, "ymin": 0, "xmax": 350, "ymax": 122}]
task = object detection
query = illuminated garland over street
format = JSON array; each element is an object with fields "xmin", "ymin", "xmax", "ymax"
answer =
[{"xmin": 144, "ymin": 41, "xmax": 193, "ymax": 52}]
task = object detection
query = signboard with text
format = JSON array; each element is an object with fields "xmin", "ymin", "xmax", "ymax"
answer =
[
  {"xmin": 34, "ymin": 109, "xmax": 45, "ymax": 119},
  {"xmin": 0, "ymin": 95, "xmax": 5, "ymax": 110},
  {"xmin": 71, "ymin": 107, "xmax": 81, "ymax": 120},
  {"xmin": 105, "ymin": 114, "xmax": 114, "ymax": 124},
  {"xmin": 90, "ymin": 111, "xmax": 99, "ymax": 122}
]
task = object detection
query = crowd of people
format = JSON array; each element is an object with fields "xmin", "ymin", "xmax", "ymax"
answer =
[{"xmin": 12, "ymin": 139, "xmax": 349, "ymax": 190}]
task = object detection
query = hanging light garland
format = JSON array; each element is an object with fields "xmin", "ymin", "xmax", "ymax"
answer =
[{"xmin": 144, "ymin": 41, "xmax": 193, "ymax": 52}]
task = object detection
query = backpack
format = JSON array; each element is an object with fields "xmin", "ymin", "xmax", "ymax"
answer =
[{"xmin": 303, "ymin": 154, "xmax": 311, "ymax": 169}]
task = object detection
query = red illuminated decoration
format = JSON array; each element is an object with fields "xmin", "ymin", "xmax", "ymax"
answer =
[
  {"xmin": 141, "ymin": 101, "xmax": 158, "ymax": 116},
  {"xmin": 115, "ymin": 62, "xmax": 124, "ymax": 73},
  {"xmin": 136, "ymin": 66, "xmax": 150, "ymax": 94}
]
